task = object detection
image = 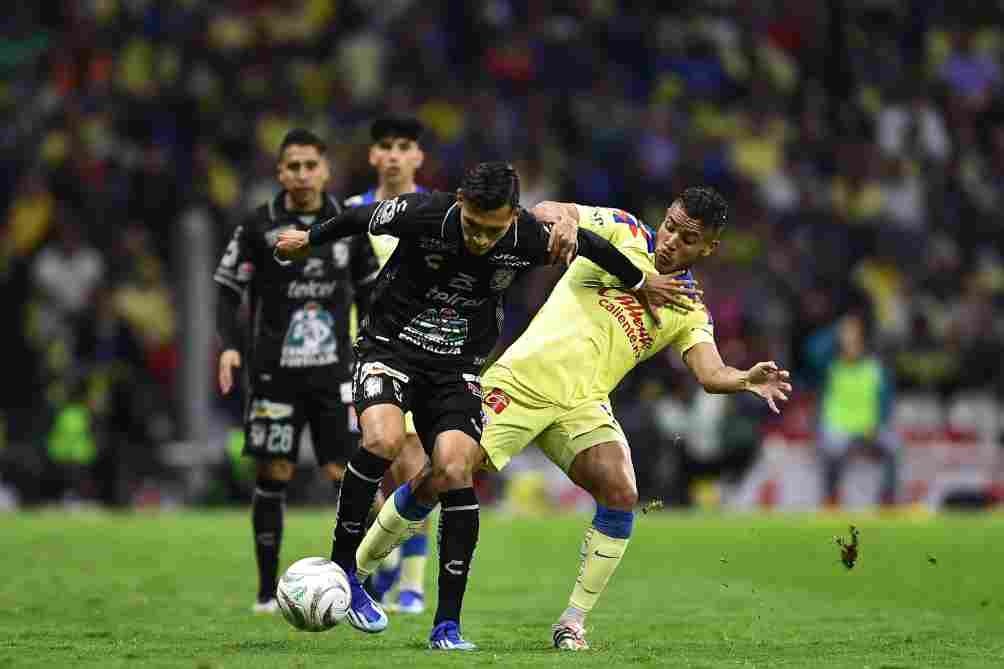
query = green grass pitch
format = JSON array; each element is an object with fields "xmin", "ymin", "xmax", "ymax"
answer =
[{"xmin": 2, "ymin": 510, "xmax": 1002, "ymax": 668}]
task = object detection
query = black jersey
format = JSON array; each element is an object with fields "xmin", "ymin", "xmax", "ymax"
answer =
[
  {"xmin": 307, "ymin": 191, "xmax": 644, "ymax": 372},
  {"xmin": 214, "ymin": 191, "xmax": 379, "ymax": 380}
]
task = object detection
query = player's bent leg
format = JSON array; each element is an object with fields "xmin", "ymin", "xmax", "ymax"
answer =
[
  {"xmin": 251, "ymin": 459, "xmax": 294, "ymax": 614},
  {"xmin": 356, "ymin": 463, "xmax": 436, "ymax": 582},
  {"xmin": 554, "ymin": 438, "xmax": 638, "ymax": 650},
  {"xmin": 392, "ymin": 433, "xmax": 430, "ymax": 613}
]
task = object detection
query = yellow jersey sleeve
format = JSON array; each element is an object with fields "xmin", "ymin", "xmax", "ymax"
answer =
[
  {"xmin": 666, "ymin": 303, "xmax": 716, "ymax": 356},
  {"xmin": 574, "ymin": 204, "xmax": 654, "ymax": 273}
]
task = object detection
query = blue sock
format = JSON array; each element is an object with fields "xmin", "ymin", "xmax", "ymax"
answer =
[
  {"xmin": 401, "ymin": 533, "xmax": 427, "ymax": 558},
  {"xmin": 393, "ymin": 484, "xmax": 435, "ymax": 522},
  {"xmin": 592, "ymin": 504, "xmax": 634, "ymax": 539}
]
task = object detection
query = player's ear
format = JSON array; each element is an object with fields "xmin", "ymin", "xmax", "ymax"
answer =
[
  {"xmin": 412, "ymin": 147, "xmax": 425, "ymax": 170},
  {"xmin": 455, "ymin": 189, "xmax": 464, "ymax": 207},
  {"xmin": 319, "ymin": 155, "xmax": 332, "ymax": 185},
  {"xmin": 368, "ymin": 145, "xmax": 380, "ymax": 168}
]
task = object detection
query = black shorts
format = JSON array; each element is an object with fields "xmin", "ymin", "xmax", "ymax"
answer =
[
  {"xmin": 243, "ymin": 370, "xmax": 358, "ymax": 466},
  {"xmin": 352, "ymin": 338, "xmax": 483, "ymax": 454}
]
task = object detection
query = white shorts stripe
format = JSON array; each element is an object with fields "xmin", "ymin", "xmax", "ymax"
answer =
[
  {"xmin": 442, "ymin": 504, "xmax": 479, "ymax": 512},
  {"xmin": 347, "ymin": 462, "xmax": 384, "ymax": 484}
]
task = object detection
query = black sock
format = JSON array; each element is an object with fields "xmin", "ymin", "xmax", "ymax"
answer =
[
  {"xmin": 434, "ymin": 487, "xmax": 479, "ymax": 626},
  {"xmin": 252, "ymin": 478, "xmax": 287, "ymax": 602},
  {"xmin": 331, "ymin": 448, "xmax": 392, "ymax": 572}
]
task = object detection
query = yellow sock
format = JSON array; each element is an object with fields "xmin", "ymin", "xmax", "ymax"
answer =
[
  {"xmin": 398, "ymin": 519, "xmax": 429, "ymax": 593},
  {"xmin": 381, "ymin": 546, "xmax": 402, "ymax": 572},
  {"xmin": 569, "ymin": 526, "xmax": 630, "ymax": 613},
  {"xmin": 355, "ymin": 495, "xmax": 411, "ymax": 580}
]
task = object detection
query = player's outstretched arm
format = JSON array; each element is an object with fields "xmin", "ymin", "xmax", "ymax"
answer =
[
  {"xmin": 274, "ymin": 204, "xmax": 376, "ymax": 260},
  {"xmin": 683, "ymin": 342, "xmax": 792, "ymax": 414}
]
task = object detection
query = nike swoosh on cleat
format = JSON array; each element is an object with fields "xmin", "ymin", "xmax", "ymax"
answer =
[{"xmin": 593, "ymin": 550, "xmax": 619, "ymax": 559}]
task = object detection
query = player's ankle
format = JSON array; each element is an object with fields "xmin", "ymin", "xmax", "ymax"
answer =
[{"xmin": 560, "ymin": 605, "xmax": 587, "ymax": 625}]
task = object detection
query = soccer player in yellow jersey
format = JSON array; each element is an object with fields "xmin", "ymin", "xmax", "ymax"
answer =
[
  {"xmin": 354, "ymin": 186, "xmax": 792, "ymax": 650},
  {"xmin": 344, "ymin": 116, "xmax": 430, "ymax": 614}
]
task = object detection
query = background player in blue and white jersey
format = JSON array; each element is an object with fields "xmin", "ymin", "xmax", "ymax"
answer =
[{"xmin": 345, "ymin": 116, "xmax": 430, "ymax": 614}]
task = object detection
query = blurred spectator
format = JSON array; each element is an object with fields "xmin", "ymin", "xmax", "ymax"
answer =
[
  {"xmin": 31, "ymin": 216, "xmax": 104, "ymax": 344},
  {"xmin": 808, "ymin": 313, "xmax": 899, "ymax": 507}
]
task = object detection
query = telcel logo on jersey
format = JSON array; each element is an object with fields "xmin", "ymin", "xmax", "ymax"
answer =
[
  {"xmin": 488, "ymin": 253, "xmax": 530, "ymax": 268},
  {"xmin": 425, "ymin": 285, "xmax": 488, "ymax": 308},
  {"xmin": 597, "ymin": 288, "xmax": 654, "ymax": 358},
  {"xmin": 287, "ymin": 280, "xmax": 338, "ymax": 299}
]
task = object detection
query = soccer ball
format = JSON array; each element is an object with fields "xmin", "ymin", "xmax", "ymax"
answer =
[{"xmin": 276, "ymin": 557, "xmax": 351, "ymax": 632}]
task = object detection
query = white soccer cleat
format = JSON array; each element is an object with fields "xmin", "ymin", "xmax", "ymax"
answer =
[
  {"xmin": 552, "ymin": 620, "xmax": 589, "ymax": 650},
  {"xmin": 252, "ymin": 598, "xmax": 280, "ymax": 614}
]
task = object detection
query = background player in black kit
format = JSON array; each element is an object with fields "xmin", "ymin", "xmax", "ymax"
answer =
[
  {"xmin": 276, "ymin": 161, "xmax": 691, "ymax": 646},
  {"xmin": 215, "ymin": 129, "xmax": 379, "ymax": 614}
]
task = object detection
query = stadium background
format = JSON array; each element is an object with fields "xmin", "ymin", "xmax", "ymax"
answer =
[{"xmin": 1, "ymin": 0, "xmax": 1002, "ymax": 513}]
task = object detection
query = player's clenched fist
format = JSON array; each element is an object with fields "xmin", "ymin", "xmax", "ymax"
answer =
[{"xmin": 275, "ymin": 229, "xmax": 310, "ymax": 261}]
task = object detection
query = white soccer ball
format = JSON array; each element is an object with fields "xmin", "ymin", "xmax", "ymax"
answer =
[{"xmin": 276, "ymin": 557, "xmax": 351, "ymax": 632}]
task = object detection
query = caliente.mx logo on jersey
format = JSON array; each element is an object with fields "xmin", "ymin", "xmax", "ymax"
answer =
[{"xmin": 281, "ymin": 301, "xmax": 338, "ymax": 367}]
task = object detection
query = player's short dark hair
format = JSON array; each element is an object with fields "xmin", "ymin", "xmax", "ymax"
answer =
[
  {"xmin": 459, "ymin": 161, "xmax": 520, "ymax": 212},
  {"xmin": 680, "ymin": 186, "xmax": 728, "ymax": 234},
  {"xmin": 370, "ymin": 116, "xmax": 425, "ymax": 144},
  {"xmin": 278, "ymin": 128, "xmax": 327, "ymax": 159}
]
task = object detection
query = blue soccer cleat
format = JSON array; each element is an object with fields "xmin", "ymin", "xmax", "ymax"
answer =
[
  {"xmin": 344, "ymin": 571, "xmax": 388, "ymax": 633},
  {"xmin": 428, "ymin": 620, "xmax": 477, "ymax": 651},
  {"xmin": 370, "ymin": 562, "xmax": 401, "ymax": 603},
  {"xmin": 396, "ymin": 589, "xmax": 425, "ymax": 615}
]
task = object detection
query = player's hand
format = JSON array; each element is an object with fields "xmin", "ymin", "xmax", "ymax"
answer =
[
  {"xmin": 633, "ymin": 273, "xmax": 703, "ymax": 327},
  {"xmin": 546, "ymin": 215, "xmax": 579, "ymax": 265},
  {"xmin": 743, "ymin": 361, "xmax": 792, "ymax": 414},
  {"xmin": 275, "ymin": 229, "xmax": 311, "ymax": 261},
  {"xmin": 218, "ymin": 349, "xmax": 242, "ymax": 395}
]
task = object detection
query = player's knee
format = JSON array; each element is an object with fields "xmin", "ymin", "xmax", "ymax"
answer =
[
  {"xmin": 389, "ymin": 447, "xmax": 424, "ymax": 488},
  {"xmin": 360, "ymin": 430, "xmax": 405, "ymax": 461},
  {"xmin": 600, "ymin": 480, "xmax": 638, "ymax": 511},
  {"xmin": 429, "ymin": 450, "xmax": 475, "ymax": 490},
  {"xmin": 257, "ymin": 459, "xmax": 295, "ymax": 482},
  {"xmin": 430, "ymin": 459, "xmax": 472, "ymax": 490}
]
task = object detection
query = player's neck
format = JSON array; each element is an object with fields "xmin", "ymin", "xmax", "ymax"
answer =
[
  {"xmin": 284, "ymin": 191, "xmax": 324, "ymax": 214},
  {"xmin": 376, "ymin": 180, "xmax": 415, "ymax": 200}
]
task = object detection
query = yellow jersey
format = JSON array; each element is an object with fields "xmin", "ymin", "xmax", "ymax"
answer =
[{"xmin": 484, "ymin": 205, "xmax": 715, "ymax": 406}]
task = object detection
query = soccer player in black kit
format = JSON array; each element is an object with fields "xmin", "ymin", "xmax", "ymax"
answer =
[
  {"xmin": 215, "ymin": 129, "xmax": 379, "ymax": 614},
  {"xmin": 276, "ymin": 162, "xmax": 687, "ymax": 647}
]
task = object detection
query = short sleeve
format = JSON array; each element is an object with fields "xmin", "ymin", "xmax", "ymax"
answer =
[
  {"xmin": 670, "ymin": 305, "xmax": 716, "ymax": 356},
  {"xmin": 214, "ymin": 218, "xmax": 260, "ymax": 295}
]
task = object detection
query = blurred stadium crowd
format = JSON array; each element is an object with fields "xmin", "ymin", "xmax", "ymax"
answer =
[{"xmin": 1, "ymin": 0, "xmax": 1002, "ymax": 508}]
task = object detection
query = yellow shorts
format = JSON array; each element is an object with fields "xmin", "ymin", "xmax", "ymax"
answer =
[
  {"xmin": 404, "ymin": 411, "xmax": 417, "ymax": 436},
  {"xmin": 480, "ymin": 384, "xmax": 626, "ymax": 473}
]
